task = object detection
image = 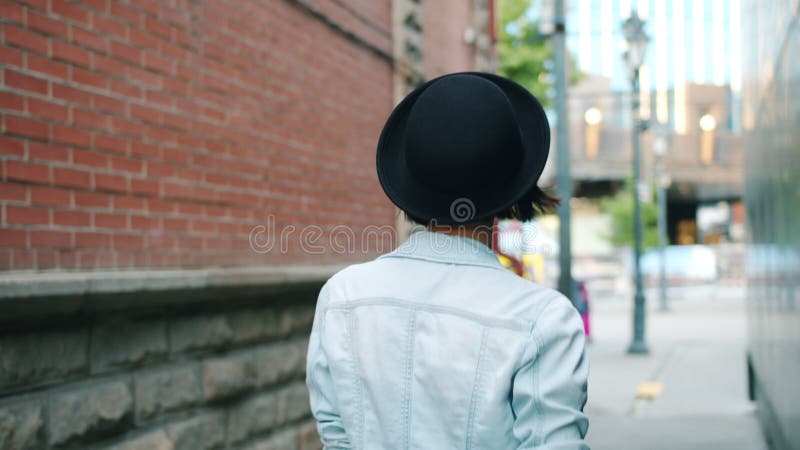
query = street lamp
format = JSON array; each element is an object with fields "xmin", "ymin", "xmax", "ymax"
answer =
[
  {"xmin": 622, "ymin": 10, "xmax": 650, "ymax": 355},
  {"xmin": 699, "ymin": 113, "xmax": 717, "ymax": 165},
  {"xmin": 584, "ymin": 107, "xmax": 603, "ymax": 159}
]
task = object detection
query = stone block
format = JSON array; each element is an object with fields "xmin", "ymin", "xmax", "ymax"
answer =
[
  {"xmin": 169, "ymin": 314, "xmax": 233, "ymax": 353},
  {"xmin": 279, "ymin": 382, "xmax": 311, "ymax": 422},
  {"xmin": 103, "ymin": 429, "xmax": 173, "ymax": 450},
  {"xmin": 228, "ymin": 307, "xmax": 291, "ymax": 344},
  {"xmin": 241, "ymin": 428, "xmax": 298, "ymax": 450},
  {"xmin": 227, "ymin": 391, "xmax": 281, "ymax": 444},
  {"xmin": 202, "ymin": 354, "xmax": 256, "ymax": 402},
  {"xmin": 253, "ymin": 340, "xmax": 306, "ymax": 388},
  {"xmin": 0, "ymin": 329, "xmax": 87, "ymax": 391},
  {"xmin": 166, "ymin": 412, "xmax": 225, "ymax": 450},
  {"xmin": 47, "ymin": 381, "xmax": 132, "ymax": 446},
  {"xmin": 297, "ymin": 419, "xmax": 322, "ymax": 450},
  {"xmin": 134, "ymin": 365, "xmax": 200, "ymax": 421},
  {"xmin": 91, "ymin": 320, "xmax": 168, "ymax": 372},
  {"xmin": 0, "ymin": 400, "xmax": 42, "ymax": 450}
]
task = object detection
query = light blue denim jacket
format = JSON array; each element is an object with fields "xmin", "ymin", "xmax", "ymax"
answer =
[{"xmin": 306, "ymin": 230, "xmax": 589, "ymax": 449}]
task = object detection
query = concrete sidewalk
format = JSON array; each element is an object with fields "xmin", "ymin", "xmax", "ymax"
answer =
[{"xmin": 584, "ymin": 285, "xmax": 768, "ymax": 450}]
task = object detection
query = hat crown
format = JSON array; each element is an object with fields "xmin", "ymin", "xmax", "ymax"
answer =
[{"xmin": 404, "ymin": 74, "xmax": 523, "ymax": 194}]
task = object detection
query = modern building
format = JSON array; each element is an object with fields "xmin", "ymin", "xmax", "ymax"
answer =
[
  {"xmin": 538, "ymin": 0, "xmax": 745, "ymax": 246},
  {"xmin": 741, "ymin": 1, "xmax": 800, "ymax": 449}
]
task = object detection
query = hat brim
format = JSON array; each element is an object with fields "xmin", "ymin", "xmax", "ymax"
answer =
[{"xmin": 376, "ymin": 72, "xmax": 550, "ymax": 225}]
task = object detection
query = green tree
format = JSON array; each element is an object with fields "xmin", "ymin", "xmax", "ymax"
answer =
[
  {"xmin": 600, "ymin": 182, "xmax": 660, "ymax": 249},
  {"xmin": 497, "ymin": 0, "xmax": 552, "ymax": 106}
]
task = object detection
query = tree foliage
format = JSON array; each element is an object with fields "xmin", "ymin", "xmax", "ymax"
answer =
[
  {"xmin": 497, "ymin": 0, "xmax": 553, "ymax": 107},
  {"xmin": 600, "ymin": 182, "xmax": 660, "ymax": 250}
]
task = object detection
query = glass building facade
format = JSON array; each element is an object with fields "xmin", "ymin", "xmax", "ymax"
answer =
[
  {"xmin": 741, "ymin": 1, "xmax": 800, "ymax": 449},
  {"xmin": 560, "ymin": 0, "xmax": 743, "ymax": 132}
]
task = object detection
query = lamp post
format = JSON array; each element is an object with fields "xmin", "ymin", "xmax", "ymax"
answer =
[
  {"xmin": 554, "ymin": 0, "xmax": 573, "ymax": 300},
  {"xmin": 622, "ymin": 9, "xmax": 650, "ymax": 354},
  {"xmin": 653, "ymin": 127, "xmax": 670, "ymax": 312}
]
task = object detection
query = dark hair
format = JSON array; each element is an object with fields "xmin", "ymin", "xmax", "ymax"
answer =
[{"xmin": 404, "ymin": 185, "xmax": 561, "ymax": 225}]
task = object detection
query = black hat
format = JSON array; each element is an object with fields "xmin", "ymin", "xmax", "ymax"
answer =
[{"xmin": 376, "ymin": 72, "xmax": 550, "ymax": 225}]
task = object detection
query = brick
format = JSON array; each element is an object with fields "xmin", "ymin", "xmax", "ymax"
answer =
[
  {"xmin": 0, "ymin": 3, "xmax": 25, "ymax": 24},
  {"xmin": 75, "ymin": 190, "xmax": 110, "ymax": 208},
  {"xmin": 71, "ymin": 26, "xmax": 108, "ymax": 53},
  {"xmin": 0, "ymin": 44, "xmax": 24, "ymax": 67},
  {"xmin": 4, "ymin": 25, "xmax": 49, "ymax": 54},
  {"xmin": 104, "ymin": 430, "xmax": 173, "ymax": 450},
  {"xmin": 166, "ymin": 412, "xmax": 225, "ymax": 450},
  {"xmin": 91, "ymin": 94, "xmax": 125, "ymax": 114},
  {"xmin": 75, "ymin": 231, "xmax": 110, "ymax": 248},
  {"xmin": 30, "ymin": 186, "xmax": 71, "ymax": 206},
  {"xmin": 51, "ymin": 0, "xmax": 90, "ymax": 25},
  {"xmin": 25, "ymin": 53, "xmax": 69, "ymax": 80},
  {"xmin": 111, "ymin": 41, "xmax": 142, "ymax": 65},
  {"xmin": 73, "ymin": 149, "xmax": 110, "ymax": 168},
  {"xmin": 94, "ymin": 134, "xmax": 128, "ymax": 153},
  {"xmin": 0, "ymin": 329, "xmax": 88, "ymax": 390},
  {"xmin": 94, "ymin": 212, "xmax": 126, "ymax": 228},
  {"xmin": 112, "ymin": 233, "xmax": 143, "ymax": 249},
  {"xmin": 27, "ymin": 97, "xmax": 70, "ymax": 121},
  {"xmin": 0, "ymin": 182, "xmax": 26, "ymax": 201},
  {"xmin": 47, "ymin": 381, "xmax": 132, "ymax": 446},
  {"xmin": 6, "ymin": 161, "xmax": 50, "ymax": 184},
  {"xmin": 0, "ymin": 401, "xmax": 43, "ymax": 450},
  {"xmin": 52, "ymin": 125, "xmax": 92, "ymax": 147},
  {"xmin": 4, "ymin": 116, "xmax": 49, "ymax": 140},
  {"xmin": 94, "ymin": 173, "xmax": 128, "ymax": 192},
  {"xmin": 27, "ymin": 10, "xmax": 69, "ymax": 38},
  {"xmin": 0, "ymin": 91, "xmax": 25, "ymax": 112},
  {"xmin": 72, "ymin": 67, "xmax": 107, "ymax": 89},
  {"xmin": 130, "ymin": 178, "xmax": 158, "ymax": 196},
  {"xmin": 0, "ymin": 229, "xmax": 26, "ymax": 247},
  {"xmin": 52, "ymin": 83, "xmax": 92, "ymax": 105},
  {"xmin": 0, "ymin": 136, "xmax": 25, "ymax": 157},
  {"xmin": 133, "ymin": 365, "xmax": 200, "ymax": 421},
  {"xmin": 111, "ymin": 155, "xmax": 144, "ymax": 174},
  {"xmin": 28, "ymin": 141, "xmax": 69, "ymax": 162},
  {"xmin": 53, "ymin": 210, "xmax": 91, "ymax": 226},
  {"xmin": 91, "ymin": 319, "xmax": 168, "ymax": 371},
  {"xmin": 6, "ymin": 206, "xmax": 49, "ymax": 225},
  {"xmin": 53, "ymin": 166, "xmax": 91, "ymax": 188},
  {"xmin": 51, "ymin": 40, "xmax": 91, "ymax": 67},
  {"xmin": 29, "ymin": 230, "xmax": 71, "ymax": 247},
  {"xmin": 4, "ymin": 69, "xmax": 49, "ymax": 95},
  {"xmin": 169, "ymin": 314, "xmax": 233, "ymax": 353},
  {"xmin": 201, "ymin": 354, "xmax": 256, "ymax": 402}
]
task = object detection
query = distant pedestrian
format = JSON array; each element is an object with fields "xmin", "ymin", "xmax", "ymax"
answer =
[
  {"xmin": 306, "ymin": 73, "xmax": 589, "ymax": 448},
  {"xmin": 572, "ymin": 279, "xmax": 592, "ymax": 341}
]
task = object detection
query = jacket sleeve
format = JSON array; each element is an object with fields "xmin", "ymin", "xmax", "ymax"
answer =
[
  {"xmin": 306, "ymin": 281, "xmax": 352, "ymax": 449},
  {"xmin": 511, "ymin": 294, "xmax": 590, "ymax": 449}
]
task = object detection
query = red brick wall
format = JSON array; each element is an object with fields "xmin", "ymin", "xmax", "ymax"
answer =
[
  {"xmin": 423, "ymin": 0, "xmax": 474, "ymax": 78},
  {"xmin": 0, "ymin": 0, "xmax": 395, "ymax": 271}
]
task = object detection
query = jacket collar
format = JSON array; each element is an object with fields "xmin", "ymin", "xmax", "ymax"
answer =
[{"xmin": 380, "ymin": 230, "xmax": 505, "ymax": 270}]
